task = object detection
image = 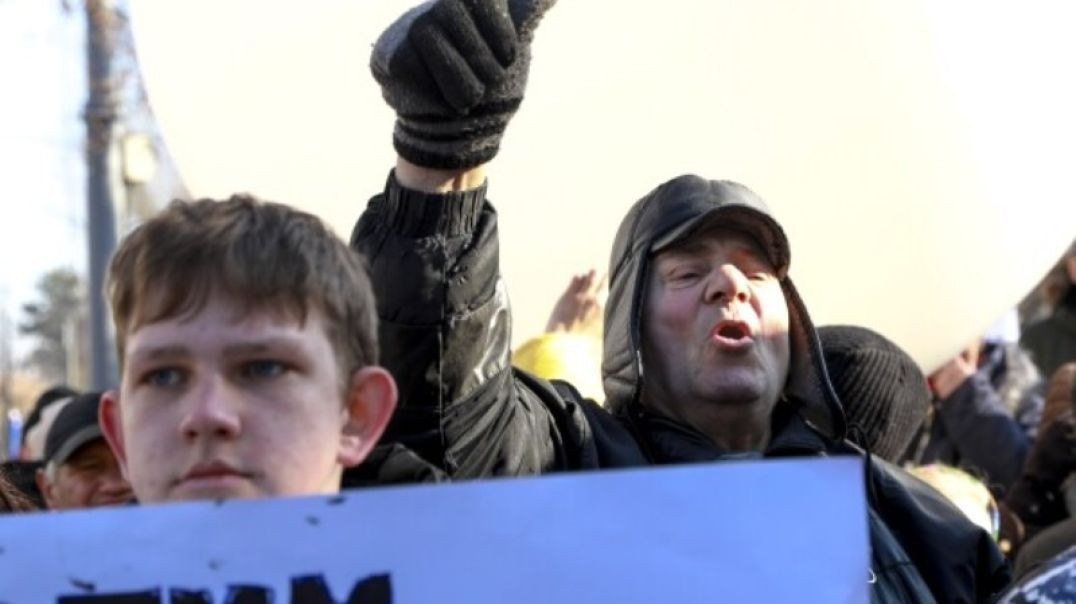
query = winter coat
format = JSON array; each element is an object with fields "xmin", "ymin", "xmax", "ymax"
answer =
[
  {"xmin": 911, "ymin": 373, "xmax": 1031, "ymax": 497},
  {"xmin": 906, "ymin": 344, "xmax": 1043, "ymax": 498},
  {"xmin": 351, "ymin": 172, "xmax": 1010, "ymax": 602}
]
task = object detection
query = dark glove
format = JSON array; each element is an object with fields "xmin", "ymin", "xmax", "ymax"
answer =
[{"xmin": 371, "ymin": 0, "xmax": 556, "ymax": 169}]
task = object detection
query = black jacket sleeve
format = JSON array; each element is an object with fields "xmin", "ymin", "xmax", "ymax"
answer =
[
  {"xmin": 868, "ymin": 457, "xmax": 1012, "ymax": 603},
  {"xmin": 936, "ymin": 372, "xmax": 1030, "ymax": 495},
  {"xmin": 350, "ymin": 172, "xmax": 582, "ymax": 478}
]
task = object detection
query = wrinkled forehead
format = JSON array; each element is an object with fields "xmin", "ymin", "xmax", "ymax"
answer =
[
  {"xmin": 653, "ymin": 223, "xmax": 770, "ymax": 261},
  {"xmin": 651, "ymin": 210, "xmax": 789, "ymax": 278}
]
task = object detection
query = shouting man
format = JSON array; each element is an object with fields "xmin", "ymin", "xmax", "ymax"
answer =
[{"xmin": 352, "ymin": 0, "xmax": 1009, "ymax": 601}]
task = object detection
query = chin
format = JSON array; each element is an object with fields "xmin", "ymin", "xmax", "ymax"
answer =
[
  {"xmin": 698, "ymin": 381, "xmax": 769, "ymax": 406},
  {"xmin": 171, "ymin": 480, "xmax": 262, "ymax": 502}
]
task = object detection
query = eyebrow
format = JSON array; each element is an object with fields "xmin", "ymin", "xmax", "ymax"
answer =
[
  {"xmin": 221, "ymin": 337, "xmax": 306, "ymax": 359},
  {"xmin": 661, "ymin": 240, "xmax": 710, "ymax": 258},
  {"xmin": 127, "ymin": 345, "xmax": 190, "ymax": 365}
]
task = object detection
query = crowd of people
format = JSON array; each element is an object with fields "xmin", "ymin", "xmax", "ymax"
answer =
[{"xmin": 2, "ymin": 0, "xmax": 1075, "ymax": 601}]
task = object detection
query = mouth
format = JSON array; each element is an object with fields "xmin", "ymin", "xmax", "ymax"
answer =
[
  {"xmin": 177, "ymin": 461, "xmax": 252, "ymax": 487},
  {"xmin": 709, "ymin": 320, "xmax": 754, "ymax": 350}
]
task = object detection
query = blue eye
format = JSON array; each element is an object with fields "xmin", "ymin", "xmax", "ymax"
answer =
[
  {"xmin": 144, "ymin": 368, "xmax": 186, "ymax": 388},
  {"xmin": 242, "ymin": 360, "xmax": 286, "ymax": 379}
]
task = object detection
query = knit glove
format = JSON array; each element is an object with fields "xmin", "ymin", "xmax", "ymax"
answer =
[{"xmin": 371, "ymin": 0, "xmax": 556, "ymax": 169}]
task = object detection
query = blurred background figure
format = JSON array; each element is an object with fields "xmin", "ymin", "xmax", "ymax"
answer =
[
  {"xmin": 1004, "ymin": 362, "xmax": 1075, "ymax": 574},
  {"xmin": 981, "ymin": 311, "xmax": 1045, "ymax": 433},
  {"xmin": 818, "ymin": 325, "xmax": 931, "ymax": 463},
  {"xmin": 0, "ymin": 385, "xmax": 79, "ymax": 507},
  {"xmin": 1021, "ymin": 239, "xmax": 1076, "ymax": 379},
  {"xmin": 514, "ymin": 270, "xmax": 605, "ymax": 404},
  {"xmin": 905, "ymin": 316, "xmax": 1044, "ymax": 499},
  {"xmin": 0, "ymin": 467, "xmax": 36, "ymax": 513},
  {"xmin": 999, "ymin": 539, "xmax": 1076, "ymax": 604},
  {"xmin": 35, "ymin": 391, "xmax": 131, "ymax": 510}
]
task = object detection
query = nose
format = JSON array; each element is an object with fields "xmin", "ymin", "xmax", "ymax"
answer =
[
  {"xmin": 703, "ymin": 264, "xmax": 750, "ymax": 305},
  {"xmin": 178, "ymin": 375, "xmax": 242, "ymax": 442}
]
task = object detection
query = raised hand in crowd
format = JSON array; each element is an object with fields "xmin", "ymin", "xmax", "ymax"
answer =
[
  {"xmin": 545, "ymin": 269, "xmax": 606, "ymax": 337},
  {"xmin": 929, "ymin": 343, "xmax": 980, "ymax": 400},
  {"xmin": 372, "ymin": 0, "xmax": 556, "ymax": 172},
  {"xmin": 913, "ymin": 339, "xmax": 1035, "ymax": 498},
  {"xmin": 514, "ymin": 270, "xmax": 606, "ymax": 403}
]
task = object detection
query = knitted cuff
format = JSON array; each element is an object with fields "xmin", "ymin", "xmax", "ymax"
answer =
[
  {"xmin": 380, "ymin": 170, "xmax": 487, "ymax": 238},
  {"xmin": 393, "ymin": 99, "xmax": 520, "ymax": 170}
]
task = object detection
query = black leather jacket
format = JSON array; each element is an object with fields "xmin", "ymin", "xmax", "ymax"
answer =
[{"xmin": 351, "ymin": 172, "xmax": 1009, "ymax": 602}]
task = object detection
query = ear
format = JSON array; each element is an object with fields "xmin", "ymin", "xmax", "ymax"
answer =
[
  {"xmin": 35, "ymin": 467, "xmax": 57, "ymax": 510},
  {"xmin": 98, "ymin": 389, "xmax": 130, "ymax": 480},
  {"xmin": 338, "ymin": 366, "xmax": 398, "ymax": 468}
]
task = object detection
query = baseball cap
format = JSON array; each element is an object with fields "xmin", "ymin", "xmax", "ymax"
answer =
[{"xmin": 43, "ymin": 392, "xmax": 106, "ymax": 466}]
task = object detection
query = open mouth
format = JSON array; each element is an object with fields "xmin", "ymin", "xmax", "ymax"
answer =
[
  {"xmin": 717, "ymin": 323, "xmax": 747, "ymax": 340},
  {"xmin": 710, "ymin": 320, "xmax": 753, "ymax": 349}
]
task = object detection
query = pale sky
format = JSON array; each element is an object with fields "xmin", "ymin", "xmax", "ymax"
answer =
[{"xmin": 0, "ymin": 0, "xmax": 87, "ymax": 358}]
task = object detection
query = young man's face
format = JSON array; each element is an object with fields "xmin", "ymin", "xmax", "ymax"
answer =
[
  {"xmin": 101, "ymin": 294, "xmax": 396, "ymax": 503},
  {"xmin": 37, "ymin": 440, "xmax": 132, "ymax": 510},
  {"xmin": 642, "ymin": 224, "xmax": 790, "ymax": 421}
]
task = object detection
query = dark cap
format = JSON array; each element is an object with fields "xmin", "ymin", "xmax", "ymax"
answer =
[
  {"xmin": 43, "ymin": 392, "xmax": 105, "ymax": 466},
  {"xmin": 649, "ymin": 186, "xmax": 791, "ymax": 279}
]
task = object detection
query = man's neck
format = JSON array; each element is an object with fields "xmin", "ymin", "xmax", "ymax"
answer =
[{"xmin": 643, "ymin": 395, "xmax": 773, "ymax": 453}]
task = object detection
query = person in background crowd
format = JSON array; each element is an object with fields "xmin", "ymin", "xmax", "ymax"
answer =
[
  {"xmin": 817, "ymin": 325, "xmax": 930, "ymax": 463},
  {"xmin": 98, "ymin": 196, "xmax": 398, "ymax": 503},
  {"xmin": 1041, "ymin": 362, "xmax": 1076, "ymax": 430},
  {"xmin": 35, "ymin": 392, "xmax": 132, "ymax": 510},
  {"xmin": 1021, "ymin": 239, "xmax": 1076, "ymax": 379},
  {"xmin": 19, "ymin": 385, "xmax": 78, "ymax": 461},
  {"xmin": 1012, "ymin": 517, "xmax": 1076, "ymax": 584},
  {"xmin": 980, "ymin": 312, "xmax": 1046, "ymax": 435},
  {"xmin": 514, "ymin": 270, "xmax": 605, "ymax": 403},
  {"xmin": 0, "ymin": 468, "xmax": 36, "ymax": 513},
  {"xmin": 352, "ymin": 1, "xmax": 1008, "ymax": 600},
  {"xmin": 1000, "ymin": 541, "xmax": 1076, "ymax": 603},
  {"xmin": 0, "ymin": 459, "xmax": 45, "ymax": 509},
  {"xmin": 3, "ymin": 385, "xmax": 80, "ymax": 507},
  {"xmin": 906, "ymin": 323, "xmax": 1044, "ymax": 499},
  {"xmin": 1005, "ymin": 363, "xmax": 1076, "ymax": 553}
]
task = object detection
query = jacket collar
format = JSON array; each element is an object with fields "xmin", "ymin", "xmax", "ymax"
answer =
[{"xmin": 632, "ymin": 403, "xmax": 831, "ymax": 465}]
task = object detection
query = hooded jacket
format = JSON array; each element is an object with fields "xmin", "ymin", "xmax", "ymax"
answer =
[
  {"xmin": 601, "ymin": 175, "xmax": 845, "ymax": 458},
  {"xmin": 351, "ymin": 172, "xmax": 1009, "ymax": 602}
]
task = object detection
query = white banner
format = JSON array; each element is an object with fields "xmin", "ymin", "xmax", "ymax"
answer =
[
  {"xmin": 129, "ymin": 1, "xmax": 1076, "ymax": 371},
  {"xmin": 0, "ymin": 458, "xmax": 867, "ymax": 603}
]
